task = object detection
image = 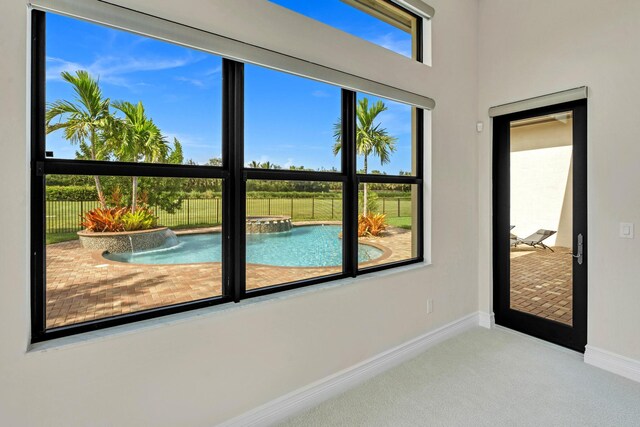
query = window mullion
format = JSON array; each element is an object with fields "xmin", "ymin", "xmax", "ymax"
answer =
[
  {"xmin": 341, "ymin": 89, "xmax": 358, "ymax": 277},
  {"xmin": 222, "ymin": 59, "xmax": 246, "ymax": 302}
]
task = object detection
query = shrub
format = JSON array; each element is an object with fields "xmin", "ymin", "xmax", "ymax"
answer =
[
  {"xmin": 359, "ymin": 191, "xmax": 379, "ymax": 213},
  {"xmin": 245, "ymin": 191, "xmax": 341, "ymax": 199},
  {"xmin": 109, "ymin": 186, "xmax": 125, "ymax": 207},
  {"xmin": 358, "ymin": 213, "xmax": 387, "ymax": 237},
  {"xmin": 372, "ymin": 191, "xmax": 411, "ymax": 199},
  {"xmin": 120, "ymin": 208, "xmax": 157, "ymax": 231},
  {"xmin": 80, "ymin": 207, "xmax": 158, "ymax": 232},
  {"xmin": 47, "ymin": 185, "xmax": 98, "ymax": 201},
  {"xmin": 80, "ymin": 207, "xmax": 128, "ymax": 232}
]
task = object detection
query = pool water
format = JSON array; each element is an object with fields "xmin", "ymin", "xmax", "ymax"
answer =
[{"xmin": 104, "ymin": 225, "xmax": 383, "ymax": 267}]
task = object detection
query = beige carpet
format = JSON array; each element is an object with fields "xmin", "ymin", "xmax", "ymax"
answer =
[{"xmin": 279, "ymin": 328, "xmax": 640, "ymax": 426}]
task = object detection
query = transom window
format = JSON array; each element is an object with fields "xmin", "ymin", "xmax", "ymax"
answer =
[
  {"xmin": 31, "ymin": 10, "xmax": 424, "ymax": 341},
  {"xmin": 269, "ymin": 0, "xmax": 423, "ymax": 60}
]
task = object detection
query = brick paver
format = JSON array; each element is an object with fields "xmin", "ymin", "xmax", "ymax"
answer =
[
  {"xmin": 510, "ymin": 246, "xmax": 573, "ymax": 325},
  {"xmin": 46, "ymin": 225, "xmax": 414, "ymax": 328}
]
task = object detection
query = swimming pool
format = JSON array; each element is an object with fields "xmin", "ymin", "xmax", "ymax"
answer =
[{"xmin": 103, "ymin": 225, "xmax": 384, "ymax": 267}]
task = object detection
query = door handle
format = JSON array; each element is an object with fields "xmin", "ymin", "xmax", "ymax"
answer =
[{"xmin": 572, "ymin": 233, "xmax": 584, "ymax": 265}]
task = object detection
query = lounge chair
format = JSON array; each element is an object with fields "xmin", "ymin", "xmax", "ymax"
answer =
[
  {"xmin": 509, "ymin": 225, "xmax": 518, "ymax": 246},
  {"xmin": 514, "ymin": 229, "xmax": 557, "ymax": 252}
]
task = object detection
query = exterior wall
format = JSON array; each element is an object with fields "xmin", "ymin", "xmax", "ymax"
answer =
[
  {"xmin": 0, "ymin": 0, "xmax": 479, "ymax": 425},
  {"xmin": 478, "ymin": 0, "xmax": 640, "ymax": 361},
  {"xmin": 510, "ymin": 120, "xmax": 573, "ymax": 247}
]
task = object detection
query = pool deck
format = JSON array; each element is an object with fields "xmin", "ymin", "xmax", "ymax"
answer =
[
  {"xmin": 510, "ymin": 246, "xmax": 573, "ymax": 325},
  {"xmin": 45, "ymin": 225, "xmax": 414, "ymax": 329}
]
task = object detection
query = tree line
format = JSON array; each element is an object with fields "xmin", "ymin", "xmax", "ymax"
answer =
[{"xmin": 47, "ymin": 71, "xmax": 405, "ymax": 214}]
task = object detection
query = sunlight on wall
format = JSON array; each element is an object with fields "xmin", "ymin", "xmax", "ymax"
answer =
[{"xmin": 510, "ymin": 118, "xmax": 573, "ymax": 247}]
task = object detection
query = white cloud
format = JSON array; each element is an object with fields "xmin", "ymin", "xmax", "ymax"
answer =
[
  {"xmin": 374, "ymin": 33, "xmax": 412, "ymax": 58},
  {"xmin": 174, "ymin": 64, "xmax": 222, "ymax": 88},
  {"xmin": 204, "ymin": 65, "xmax": 222, "ymax": 76},
  {"xmin": 311, "ymin": 90, "xmax": 332, "ymax": 98},
  {"xmin": 46, "ymin": 54, "xmax": 198, "ymax": 88},
  {"xmin": 163, "ymin": 131, "xmax": 214, "ymax": 149},
  {"xmin": 175, "ymin": 76, "xmax": 206, "ymax": 88}
]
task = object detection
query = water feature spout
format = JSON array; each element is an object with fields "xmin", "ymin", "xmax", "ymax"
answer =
[
  {"xmin": 163, "ymin": 229, "xmax": 180, "ymax": 248},
  {"xmin": 128, "ymin": 235, "xmax": 135, "ymax": 255}
]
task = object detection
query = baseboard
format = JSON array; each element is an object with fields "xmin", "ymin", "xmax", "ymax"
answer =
[
  {"xmin": 218, "ymin": 312, "xmax": 480, "ymax": 427},
  {"xmin": 478, "ymin": 311, "xmax": 495, "ymax": 329},
  {"xmin": 584, "ymin": 345, "xmax": 640, "ymax": 383}
]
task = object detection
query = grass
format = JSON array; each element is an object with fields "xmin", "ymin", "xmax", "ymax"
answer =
[
  {"xmin": 46, "ymin": 197, "xmax": 413, "ymax": 244},
  {"xmin": 46, "ymin": 232, "xmax": 79, "ymax": 245},
  {"xmin": 386, "ymin": 216, "xmax": 412, "ymax": 230}
]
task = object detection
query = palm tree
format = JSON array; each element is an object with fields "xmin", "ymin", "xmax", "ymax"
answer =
[
  {"xmin": 247, "ymin": 160, "xmax": 262, "ymax": 168},
  {"xmin": 109, "ymin": 101, "xmax": 168, "ymax": 212},
  {"xmin": 46, "ymin": 70, "xmax": 111, "ymax": 209},
  {"xmin": 333, "ymin": 98, "xmax": 397, "ymax": 215}
]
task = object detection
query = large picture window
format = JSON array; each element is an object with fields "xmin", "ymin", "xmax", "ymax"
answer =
[{"xmin": 31, "ymin": 10, "xmax": 424, "ymax": 341}]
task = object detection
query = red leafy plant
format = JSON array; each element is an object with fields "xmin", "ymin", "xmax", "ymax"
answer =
[
  {"xmin": 80, "ymin": 207, "xmax": 157, "ymax": 232},
  {"xmin": 80, "ymin": 207, "xmax": 128, "ymax": 232}
]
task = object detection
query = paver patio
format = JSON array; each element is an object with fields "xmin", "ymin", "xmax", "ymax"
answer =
[
  {"xmin": 45, "ymin": 225, "xmax": 414, "ymax": 329},
  {"xmin": 509, "ymin": 246, "xmax": 573, "ymax": 325}
]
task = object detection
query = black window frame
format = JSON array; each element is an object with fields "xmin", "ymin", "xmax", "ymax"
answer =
[{"xmin": 30, "ymin": 10, "xmax": 424, "ymax": 342}]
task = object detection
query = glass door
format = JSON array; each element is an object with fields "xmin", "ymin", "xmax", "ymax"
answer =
[{"xmin": 493, "ymin": 100, "xmax": 587, "ymax": 352}]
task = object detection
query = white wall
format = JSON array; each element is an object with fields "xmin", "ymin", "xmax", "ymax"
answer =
[
  {"xmin": 478, "ymin": 0, "xmax": 640, "ymax": 361},
  {"xmin": 0, "ymin": 0, "xmax": 479, "ymax": 425},
  {"xmin": 511, "ymin": 146, "xmax": 572, "ymax": 247},
  {"xmin": 510, "ymin": 120, "xmax": 574, "ymax": 247}
]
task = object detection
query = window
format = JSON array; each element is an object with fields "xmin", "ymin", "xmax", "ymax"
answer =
[
  {"xmin": 31, "ymin": 10, "xmax": 424, "ymax": 341},
  {"xmin": 245, "ymin": 180, "xmax": 344, "ymax": 290},
  {"xmin": 245, "ymin": 65, "xmax": 342, "ymax": 172},
  {"xmin": 270, "ymin": 0, "xmax": 423, "ymax": 60},
  {"xmin": 45, "ymin": 14, "xmax": 222, "ymax": 164}
]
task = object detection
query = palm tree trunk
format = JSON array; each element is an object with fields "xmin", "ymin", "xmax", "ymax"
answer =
[
  {"xmin": 89, "ymin": 131, "xmax": 107, "ymax": 209},
  {"xmin": 131, "ymin": 176, "xmax": 138, "ymax": 213},
  {"xmin": 363, "ymin": 155, "xmax": 368, "ymax": 216},
  {"xmin": 94, "ymin": 176, "xmax": 107, "ymax": 209}
]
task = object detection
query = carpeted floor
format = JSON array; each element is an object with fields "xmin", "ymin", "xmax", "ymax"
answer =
[{"xmin": 279, "ymin": 328, "xmax": 640, "ymax": 426}]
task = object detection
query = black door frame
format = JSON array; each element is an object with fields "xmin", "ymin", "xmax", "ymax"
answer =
[{"xmin": 493, "ymin": 99, "xmax": 587, "ymax": 353}]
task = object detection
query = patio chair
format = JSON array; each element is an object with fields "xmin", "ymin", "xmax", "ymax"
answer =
[
  {"xmin": 509, "ymin": 225, "xmax": 518, "ymax": 246},
  {"xmin": 515, "ymin": 229, "xmax": 557, "ymax": 252}
]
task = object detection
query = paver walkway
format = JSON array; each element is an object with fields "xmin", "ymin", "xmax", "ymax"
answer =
[
  {"xmin": 509, "ymin": 246, "xmax": 573, "ymax": 325},
  {"xmin": 46, "ymin": 226, "xmax": 414, "ymax": 328}
]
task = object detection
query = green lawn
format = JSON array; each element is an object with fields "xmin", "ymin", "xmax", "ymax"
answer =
[
  {"xmin": 46, "ymin": 197, "xmax": 412, "ymax": 244},
  {"xmin": 46, "ymin": 232, "xmax": 80, "ymax": 245},
  {"xmin": 386, "ymin": 216, "xmax": 412, "ymax": 230}
]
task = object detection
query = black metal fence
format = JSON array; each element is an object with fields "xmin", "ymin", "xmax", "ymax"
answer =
[{"xmin": 45, "ymin": 197, "xmax": 411, "ymax": 234}]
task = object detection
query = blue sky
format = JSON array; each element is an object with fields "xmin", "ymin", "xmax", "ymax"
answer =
[
  {"xmin": 46, "ymin": 5, "xmax": 413, "ymax": 174},
  {"xmin": 270, "ymin": 0, "xmax": 412, "ymax": 58}
]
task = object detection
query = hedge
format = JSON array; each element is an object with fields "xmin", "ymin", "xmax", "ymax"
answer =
[
  {"xmin": 46, "ymin": 186, "xmax": 98, "ymax": 201},
  {"xmin": 46, "ymin": 186, "xmax": 411, "ymax": 201}
]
